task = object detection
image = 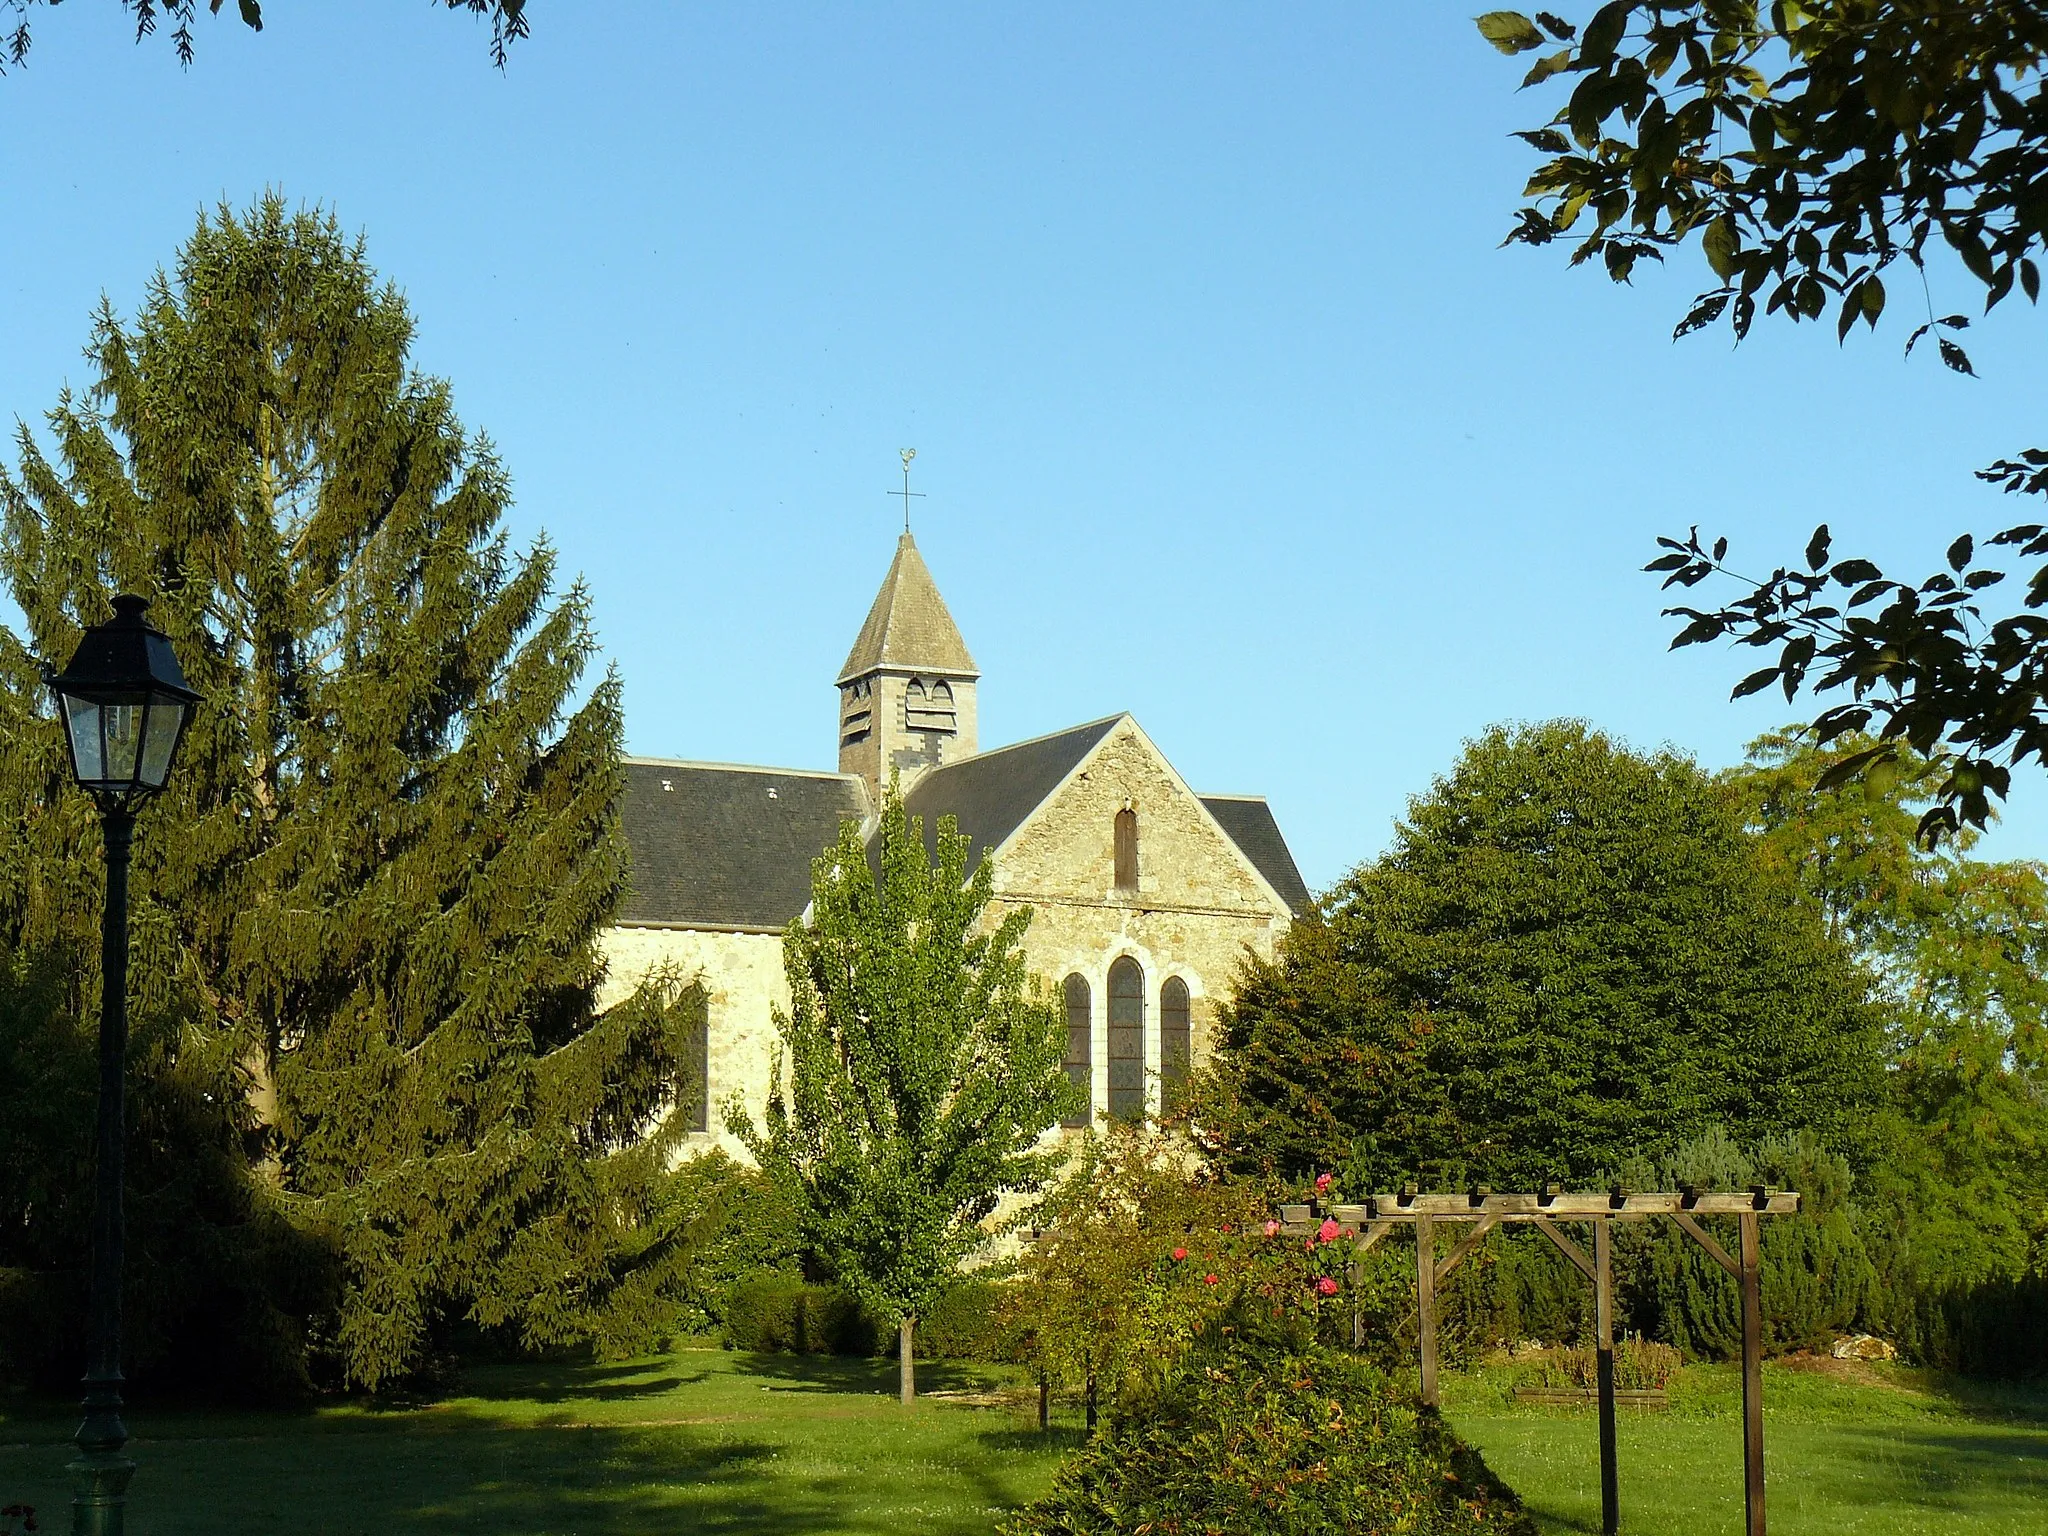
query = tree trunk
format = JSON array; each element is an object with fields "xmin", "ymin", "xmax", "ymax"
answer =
[
  {"xmin": 1038, "ymin": 1370, "xmax": 1049, "ymax": 1430},
  {"xmin": 1085, "ymin": 1372, "xmax": 1097, "ymax": 1433},
  {"xmin": 899, "ymin": 1316, "xmax": 916, "ymax": 1405}
]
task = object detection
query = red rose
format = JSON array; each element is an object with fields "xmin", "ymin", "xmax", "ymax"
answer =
[
  {"xmin": 1318, "ymin": 1217, "xmax": 1340, "ymax": 1244},
  {"xmin": 1316, "ymin": 1276, "xmax": 1340, "ymax": 1297},
  {"xmin": 1172, "ymin": 1247, "xmax": 1188, "ymax": 1261},
  {"xmin": 1204, "ymin": 1273, "xmax": 1219, "ymax": 1286},
  {"xmin": 1315, "ymin": 1173, "xmax": 1333, "ymax": 1193}
]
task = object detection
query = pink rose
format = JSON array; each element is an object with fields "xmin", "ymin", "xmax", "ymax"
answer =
[
  {"xmin": 1318, "ymin": 1217, "xmax": 1340, "ymax": 1244},
  {"xmin": 1263, "ymin": 1220, "xmax": 1280, "ymax": 1237},
  {"xmin": 1315, "ymin": 1173, "xmax": 1333, "ymax": 1193},
  {"xmin": 1172, "ymin": 1247, "xmax": 1188, "ymax": 1261},
  {"xmin": 1317, "ymin": 1276, "xmax": 1340, "ymax": 1297}
]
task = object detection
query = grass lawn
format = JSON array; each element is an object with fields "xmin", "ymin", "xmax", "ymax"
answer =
[
  {"xmin": 1443, "ymin": 1357, "xmax": 2048, "ymax": 1535},
  {"xmin": 0, "ymin": 1349, "xmax": 1076, "ymax": 1535},
  {"xmin": 2, "ymin": 1348, "xmax": 2044, "ymax": 1534}
]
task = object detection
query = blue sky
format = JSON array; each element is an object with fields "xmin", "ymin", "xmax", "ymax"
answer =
[{"xmin": 5, "ymin": 3, "xmax": 2045, "ymax": 892}]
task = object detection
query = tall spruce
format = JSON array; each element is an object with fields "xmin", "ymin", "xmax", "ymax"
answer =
[
  {"xmin": 0, "ymin": 196, "xmax": 701, "ymax": 1389},
  {"xmin": 730, "ymin": 788, "xmax": 1076, "ymax": 1403}
]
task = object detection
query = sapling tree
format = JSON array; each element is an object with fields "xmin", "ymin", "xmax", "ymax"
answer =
[{"xmin": 730, "ymin": 788, "xmax": 1075, "ymax": 1403}]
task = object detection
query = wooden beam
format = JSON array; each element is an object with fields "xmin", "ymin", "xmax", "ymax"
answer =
[
  {"xmin": 1531, "ymin": 1215, "xmax": 1597, "ymax": 1282},
  {"xmin": 1434, "ymin": 1213, "xmax": 1499, "ymax": 1288},
  {"xmin": 1740, "ymin": 1212, "xmax": 1767, "ymax": 1536},
  {"xmin": 1361, "ymin": 1191, "xmax": 1800, "ymax": 1218},
  {"xmin": 1671, "ymin": 1210, "xmax": 1741, "ymax": 1279},
  {"xmin": 1595, "ymin": 1219, "xmax": 1619, "ymax": 1536},
  {"xmin": 1354, "ymin": 1220, "xmax": 1393, "ymax": 1254},
  {"xmin": 1415, "ymin": 1213, "xmax": 1438, "ymax": 1409}
]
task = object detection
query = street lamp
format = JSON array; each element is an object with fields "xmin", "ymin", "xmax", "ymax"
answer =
[{"xmin": 46, "ymin": 595, "xmax": 200, "ymax": 1536}]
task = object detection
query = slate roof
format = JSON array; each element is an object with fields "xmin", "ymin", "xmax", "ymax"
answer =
[
  {"xmin": 838, "ymin": 533, "xmax": 979, "ymax": 683},
  {"xmin": 617, "ymin": 758, "xmax": 870, "ymax": 928},
  {"xmin": 1199, "ymin": 795, "xmax": 1314, "ymax": 914},
  {"xmin": 903, "ymin": 716, "xmax": 1121, "ymax": 873}
]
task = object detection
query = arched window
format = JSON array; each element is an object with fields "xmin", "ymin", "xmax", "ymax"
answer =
[
  {"xmin": 1114, "ymin": 807, "xmax": 1138, "ymax": 893},
  {"xmin": 1062, "ymin": 974, "xmax": 1092, "ymax": 1128},
  {"xmin": 1108, "ymin": 957, "xmax": 1145, "ymax": 1121},
  {"xmin": 684, "ymin": 1007, "xmax": 711, "ymax": 1134},
  {"xmin": 1160, "ymin": 977, "xmax": 1191, "ymax": 1109}
]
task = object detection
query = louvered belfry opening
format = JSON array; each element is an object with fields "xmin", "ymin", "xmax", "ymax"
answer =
[
  {"xmin": 1108, "ymin": 956, "xmax": 1145, "ymax": 1121},
  {"xmin": 1061, "ymin": 973, "xmax": 1092, "ymax": 1128},
  {"xmin": 1113, "ymin": 807, "xmax": 1138, "ymax": 892}
]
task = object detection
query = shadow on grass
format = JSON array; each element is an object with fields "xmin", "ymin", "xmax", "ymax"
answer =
[
  {"xmin": 3, "ymin": 1407, "xmax": 904, "ymax": 1536},
  {"xmin": 729, "ymin": 1351, "xmax": 1003, "ymax": 1397},
  {"xmin": 451, "ymin": 1358, "xmax": 713, "ymax": 1406},
  {"xmin": 1797, "ymin": 1422, "xmax": 2048, "ymax": 1514}
]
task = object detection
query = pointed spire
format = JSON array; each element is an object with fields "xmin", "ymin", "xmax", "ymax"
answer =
[{"xmin": 838, "ymin": 532, "xmax": 978, "ymax": 683}]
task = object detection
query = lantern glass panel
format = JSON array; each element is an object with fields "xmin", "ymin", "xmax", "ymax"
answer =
[
  {"xmin": 103, "ymin": 702, "xmax": 144, "ymax": 783},
  {"xmin": 140, "ymin": 700, "xmax": 186, "ymax": 788},
  {"xmin": 63, "ymin": 695, "xmax": 104, "ymax": 782}
]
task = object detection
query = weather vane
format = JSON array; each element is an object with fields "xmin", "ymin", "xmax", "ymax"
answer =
[{"xmin": 892, "ymin": 448, "xmax": 924, "ymax": 533}]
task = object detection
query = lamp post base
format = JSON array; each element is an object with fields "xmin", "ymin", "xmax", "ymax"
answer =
[{"xmin": 67, "ymin": 1448, "xmax": 135, "ymax": 1536}]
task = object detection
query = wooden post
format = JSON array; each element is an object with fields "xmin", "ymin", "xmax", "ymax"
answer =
[
  {"xmin": 1740, "ymin": 1212, "xmax": 1766, "ymax": 1536},
  {"xmin": 1415, "ymin": 1212, "xmax": 1438, "ymax": 1408},
  {"xmin": 1594, "ymin": 1218, "xmax": 1618, "ymax": 1536}
]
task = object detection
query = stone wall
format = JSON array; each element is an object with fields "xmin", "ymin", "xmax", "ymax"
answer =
[
  {"xmin": 990, "ymin": 717, "xmax": 1288, "ymax": 1123},
  {"xmin": 598, "ymin": 924, "xmax": 789, "ymax": 1163}
]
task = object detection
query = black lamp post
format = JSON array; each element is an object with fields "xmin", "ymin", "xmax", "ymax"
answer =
[{"xmin": 46, "ymin": 595, "xmax": 200, "ymax": 1536}]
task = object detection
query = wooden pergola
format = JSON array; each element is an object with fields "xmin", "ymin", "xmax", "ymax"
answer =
[{"xmin": 1278, "ymin": 1188, "xmax": 1802, "ymax": 1536}]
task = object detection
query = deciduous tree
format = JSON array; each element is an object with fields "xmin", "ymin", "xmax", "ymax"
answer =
[
  {"xmin": 729, "ymin": 789, "xmax": 1075, "ymax": 1403},
  {"xmin": 1200, "ymin": 720, "xmax": 1886, "ymax": 1189},
  {"xmin": 1482, "ymin": 5, "xmax": 2048, "ymax": 839}
]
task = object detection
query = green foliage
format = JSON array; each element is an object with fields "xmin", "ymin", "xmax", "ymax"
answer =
[
  {"xmin": 729, "ymin": 785, "xmax": 1076, "ymax": 1377},
  {"xmin": 0, "ymin": 1, "xmax": 530, "ymax": 74},
  {"xmin": 0, "ymin": 196, "xmax": 702, "ymax": 1390},
  {"xmin": 0, "ymin": 942, "xmax": 337, "ymax": 1396},
  {"xmin": 646, "ymin": 1152, "xmax": 801, "ymax": 1335},
  {"xmin": 1726, "ymin": 732, "xmax": 2048, "ymax": 1373},
  {"xmin": 1621, "ymin": 1130, "xmax": 1876, "ymax": 1361},
  {"xmin": 1003, "ymin": 1316, "xmax": 1536, "ymax": 1536},
  {"xmin": 1200, "ymin": 720, "xmax": 1885, "ymax": 1189},
  {"xmin": 1485, "ymin": 6, "xmax": 2048, "ymax": 833},
  {"xmin": 721, "ymin": 1275, "xmax": 878, "ymax": 1356},
  {"xmin": 915, "ymin": 1279, "xmax": 1024, "ymax": 1363}
]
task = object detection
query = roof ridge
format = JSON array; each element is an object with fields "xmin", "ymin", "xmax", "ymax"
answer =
[
  {"xmin": 930, "ymin": 713, "xmax": 1125, "ymax": 770},
  {"xmin": 624, "ymin": 756, "xmax": 864, "ymax": 782}
]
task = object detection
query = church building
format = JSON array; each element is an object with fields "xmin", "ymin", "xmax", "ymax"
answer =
[{"xmin": 599, "ymin": 532, "xmax": 1310, "ymax": 1158}]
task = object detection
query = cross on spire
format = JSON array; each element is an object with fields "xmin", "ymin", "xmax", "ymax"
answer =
[{"xmin": 891, "ymin": 448, "xmax": 925, "ymax": 533}]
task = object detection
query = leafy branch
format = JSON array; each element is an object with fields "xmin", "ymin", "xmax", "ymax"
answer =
[{"xmin": 1651, "ymin": 471, "xmax": 2048, "ymax": 841}]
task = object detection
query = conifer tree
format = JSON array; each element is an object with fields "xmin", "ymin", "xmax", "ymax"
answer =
[
  {"xmin": 731, "ymin": 789, "xmax": 1075, "ymax": 1403},
  {"xmin": 0, "ymin": 195, "xmax": 701, "ymax": 1388}
]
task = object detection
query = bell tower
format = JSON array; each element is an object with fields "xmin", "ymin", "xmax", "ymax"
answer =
[{"xmin": 837, "ymin": 531, "xmax": 979, "ymax": 800}]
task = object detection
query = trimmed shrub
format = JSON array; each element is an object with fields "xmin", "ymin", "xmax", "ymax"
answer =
[
  {"xmin": 721, "ymin": 1274, "xmax": 878, "ymax": 1355},
  {"xmin": 915, "ymin": 1280, "xmax": 1025, "ymax": 1362},
  {"xmin": 1003, "ymin": 1318, "xmax": 1534, "ymax": 1536}
]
